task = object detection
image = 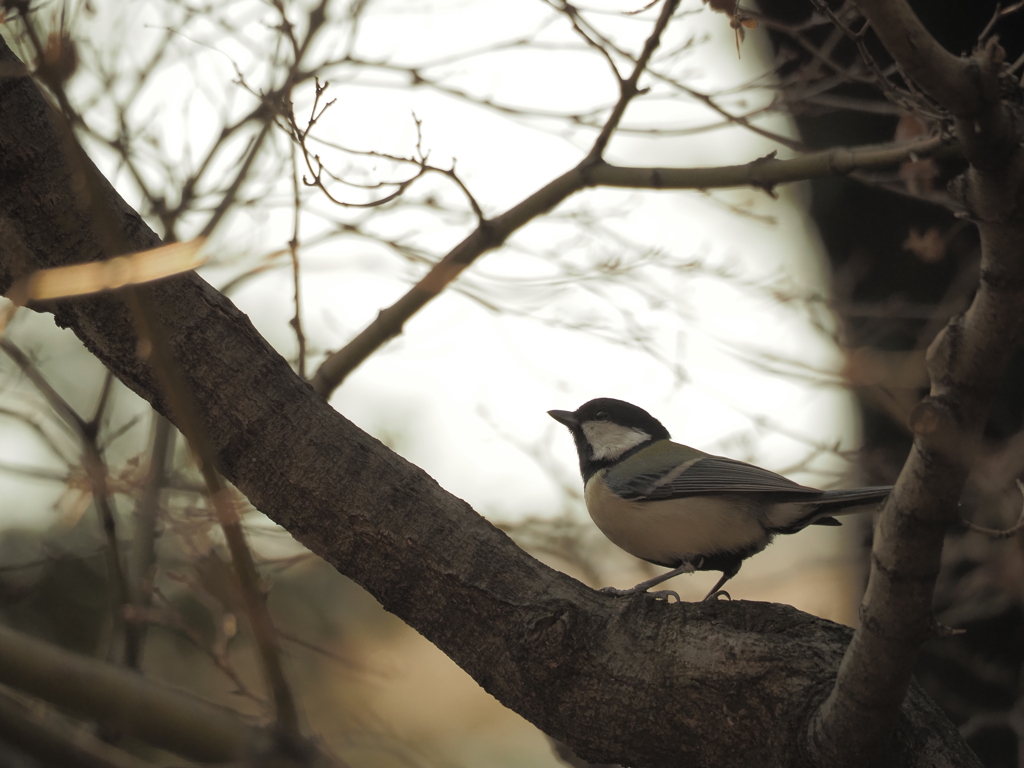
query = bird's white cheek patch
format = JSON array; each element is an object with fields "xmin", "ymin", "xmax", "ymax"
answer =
[{"xmin": 582, "ymin": 422, "xmax": 651, "ymax": 460}]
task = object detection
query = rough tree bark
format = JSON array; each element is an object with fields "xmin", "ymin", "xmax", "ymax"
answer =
[{"xmin": 0, "ymin": 5, "xmax": 1010, "ymax": 766}]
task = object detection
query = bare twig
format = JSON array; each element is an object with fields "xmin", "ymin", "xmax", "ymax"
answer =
[
  {"xmin": 289, "ymin": 89, "xmax": 486, "ymax": 215},
  {"xmin": 123, "ymin": 415, "xmax": 175, "ymax": 670},
  {"xmin": 197, "ymin": 120, "xmax": 274, "ymax": 239},
  {"xmin": 127, "ymin": 285, "xmax": 304, "ymax": 743},
  {"xmin": 0, "ymin": 340, "xmax": 131, "ymax": 643},
  {"xmin": 8, "ymin": 2, "xmax": 317, "ymax": 744},
  {"xmin": 126, "ymin": 595, "xmax": 262, "ymax": 703},
  {"xmin": 978, "ymin": 1, "xmax": 1024, "ymax": 44},
  {"xmin": 309, "ymin": 132, "xmax": 951, "ymax": 396},
  {"xmin": 586, "ymin": 0, "xmax": 681, "ymax": 160},
  {"xmin": 288, "ymin": 144, "xmax": 307, "ymax": 379}
]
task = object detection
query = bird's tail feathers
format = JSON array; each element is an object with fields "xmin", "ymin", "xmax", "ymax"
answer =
[
  {"xmin": 768, "ymin": 486, "xmax": 890, "ymax": 533},
  {"xmin": 815, "ymin": 486, "xmax": 892, "ymax": 512}
]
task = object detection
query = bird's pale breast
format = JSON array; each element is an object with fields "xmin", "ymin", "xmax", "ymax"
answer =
[{"xmin": 584, "ymin": 471, "xmax": 771, "ymax": 567}]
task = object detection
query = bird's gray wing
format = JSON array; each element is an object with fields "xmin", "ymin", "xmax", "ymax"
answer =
[{"xmin": 607, "ymin": 454, "xmax": 823, "ymax": 501}]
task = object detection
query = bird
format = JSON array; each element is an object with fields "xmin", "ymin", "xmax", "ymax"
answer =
[{"xmin": 548, "ymin": 397, "xmax": 891, "ymax": 601}]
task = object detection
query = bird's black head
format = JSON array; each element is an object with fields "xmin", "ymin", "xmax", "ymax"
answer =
[{"xmin": 548, "ymin": 398, "xmax": 670, "ymax": 479}]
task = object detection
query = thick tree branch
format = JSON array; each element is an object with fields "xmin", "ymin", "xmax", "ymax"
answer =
[
  {"xmin": 854, "ymin": 0, "xmax": 1016, "ymax": 170},
  {"xmin": 850, "ymin": 0, "xmax": 979, "ymax": 116},
  {"xmin": 0, "ymin": 34, "xmax": 981, "ymax": 768}
]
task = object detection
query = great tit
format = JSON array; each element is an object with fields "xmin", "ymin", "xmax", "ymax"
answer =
[{"xmin": 549, "ymin": 398, "xmax": 891, "ymax": 601}]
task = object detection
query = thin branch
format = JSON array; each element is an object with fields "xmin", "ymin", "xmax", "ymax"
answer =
[
  {"xmin": 126, "ymin": 595, "xmax": 263, "ymax": 703},
  {"xmin": 558, "ymin": 2, "xmax": 805, "ymax": 149},
  {"xmin": 288, "ymin": 143, "xmax": 307, "ymax": 379},
  {"xmin": 309, "ymin": 133, "xmax": 952, "ymax": 395},
  {"xmin": 90, "ymin": 370, "xmax": 115, "ymax": 428},
  {"xmin": 126, "ymin": 284, "xmax": 304, "ymax": 744},
  {"xmin": 0, "ymin": 405, "xmax": 77, "ymax": 467},
  {"xmin": 551, "ymin": 0, "xmax": 624, "ymax": 82},
  {"xmin": 0, "ymin": 460, "xmax": 69, "ymax": 482},
  {"xmin": 587, "ymin": 0, "xmax": 681, "ymax": 160},
  {"xmin": 197, "ymin": 120, "xmax": 274, "ymax": 239},
  {"xmin": 0, "ymin": 340, "xmax": 131, "ymax": 641},
  {"xmin": 590, "ymin": 135, "xmax": 950, "ymax": 190},
  {"xmin": 123, "ymin": 415, "xmax": 175, "ymax": 670}
]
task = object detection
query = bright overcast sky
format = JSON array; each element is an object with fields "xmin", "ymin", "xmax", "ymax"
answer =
[{"xmin": 2, "ymin": 0, "xmax": 862, "ymax": 608}]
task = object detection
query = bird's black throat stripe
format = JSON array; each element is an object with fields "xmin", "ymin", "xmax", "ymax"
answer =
[{"xmin": 580, "ymin": 437, "xmax": 657, "ymax": 484}]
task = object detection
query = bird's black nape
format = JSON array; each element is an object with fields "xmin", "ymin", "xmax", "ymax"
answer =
[{"xmin": 570, "ymin": 398, "xmax": 671, "ymax": 440}]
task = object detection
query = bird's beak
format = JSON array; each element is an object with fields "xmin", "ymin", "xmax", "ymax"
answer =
[{"xmin": 547, "ymin": 409, "xmax": 579, "ymax": 428}]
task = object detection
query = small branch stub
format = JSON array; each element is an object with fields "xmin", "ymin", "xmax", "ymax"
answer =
[{"xmin": 908, "ymin": 400, "xmax": 943, "ymax": 436}]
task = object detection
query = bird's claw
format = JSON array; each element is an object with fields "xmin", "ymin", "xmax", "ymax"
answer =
[
  {"xmin": 702, "ymin": 589, "xmax": 731, "ymax": 602},
  {"xmin": 648, "ymin": 589, "xmax": 681, "ymax": 602}
]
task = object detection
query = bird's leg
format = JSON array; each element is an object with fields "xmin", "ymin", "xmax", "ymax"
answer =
[
  {"xmin": 701, "ymin": 562, "xmax": 741, "ymax": 601},
  {"xmin": 600, "ymin": 557, "xmax": 703, "ymax": 602}
]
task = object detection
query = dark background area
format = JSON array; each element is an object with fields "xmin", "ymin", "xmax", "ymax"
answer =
[{"xmin": 758, "ymin": 2, "xmax": 1024, "ymax": 764}]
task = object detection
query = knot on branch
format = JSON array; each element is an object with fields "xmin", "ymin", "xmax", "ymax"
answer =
[
  {"xmin": 748, "ymin": 150, "xmax": 779, "ymax": 197},
  {"xmin": 908, "ymin": 399, "xmax": 948, "ymax": 437},
  {"xmin": 908, "ymin": 397, "xmax": 974, "ymax": 467},
  {"xmin": 518, "ymin": 603, "xmax": 577, "ymax": 669}
]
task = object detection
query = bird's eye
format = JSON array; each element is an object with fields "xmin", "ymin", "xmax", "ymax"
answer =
[{"xmin": 595, "ymin": 411, "xmax": 608, "ymax": 421}]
